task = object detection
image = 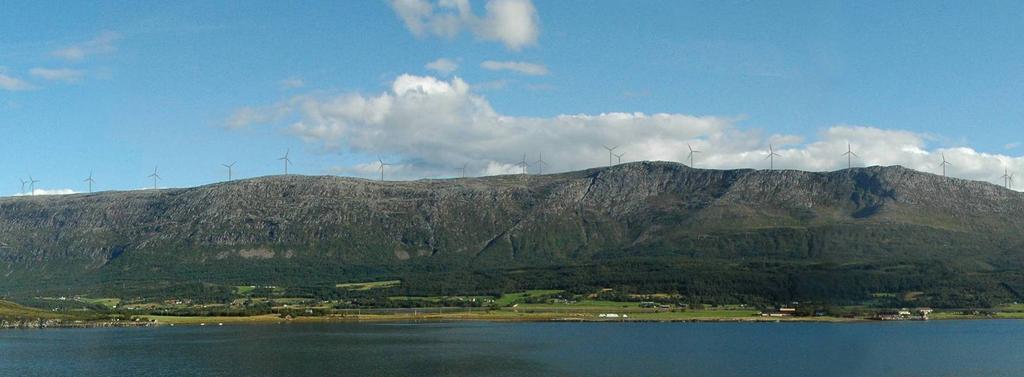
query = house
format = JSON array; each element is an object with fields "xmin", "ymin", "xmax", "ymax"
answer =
[
  {"xmin": 760, "ymin": 307, "xmax": 796, "ymax": 317},
  {"xmin": 875, "ymin": 308, "xmax": 928, "ymax": 321},
  {"xmin": 916, "ymin": 308, "xmax": 933, "ymax": 319}
]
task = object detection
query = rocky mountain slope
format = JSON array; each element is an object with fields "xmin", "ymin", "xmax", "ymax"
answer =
[{"xmin": 1, "ymin": 162, "xmax": 1022, "ymax": 304}]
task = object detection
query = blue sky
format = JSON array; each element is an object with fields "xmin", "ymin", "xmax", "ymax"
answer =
[{"xmin": 1, "ymin": 0, "xmax": 1023, "ymax": 195}]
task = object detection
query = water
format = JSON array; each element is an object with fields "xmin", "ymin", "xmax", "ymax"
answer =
[{"xmin": 1, "ymin": 321, "xmax": 1023, "ymax": 377}]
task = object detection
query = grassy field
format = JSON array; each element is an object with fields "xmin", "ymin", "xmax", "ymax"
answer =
[
  {"xmin": 336, "ymin": 280, "xmax": 401, "ymax": 290},
  {"xmin": 929, "ymin": 311, "xmax": 1024, "ymax": 320},
  {"xmin": 78, "ymin": 297, "xmax": 121, "ymax": 309},
  {"xmin": 0, "ymin": 300, "xmax": 69, "ymax": 320},
  {"xmin": 493, "ymin": 290, "xmax": 562, "ymax": 306},
  {"xmin": 515, "ymin": 299, "xmax": 638, "ymax": 310},
  {"xmin": 626, "ymin": 310, "xmax": 761, "ymax": 320},
  {"xmin": 140, "ymin": 314, "xmax": 283, "ymax": 325},
  {"xmin": 997, "ymin": 303, "xmax": 1024, "ymax": 312},
  {"xmin": 235, "ymin": 286, "xmax": 256, "ymax": 294}
]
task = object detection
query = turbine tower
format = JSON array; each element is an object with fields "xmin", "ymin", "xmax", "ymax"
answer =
[
  {"xmin": 148, "ymin": 167, "xmax": 161, "ymax": 189},
  {"xmin": 1010, "ymin": 173, "xmax": 1016, "ymax": 190},
  {"xmin": 842, "ymin": 143, "xmax": 859, "ymax": 169},
  {"xmin": 614, "ymin": 152, "xmax": 625, "ymax": 164},
  {"xmin": 764, "ymin": 145, "xmax": 782, "ymax": 170},
  {"xmin": 456, "ymin": 163, "xmax": 467, "ymax": 178},
  {"xmin": 515, "ymin": 154, "xmax": 531, "ymax": 175},
  {"xmin": 602, "ymin": 145, "xmax": 617, "ymax": 167},
  {"xmin": 84, "ymin": 171, "xmax": 95, "ymax": 193},
  {"xmin": 938, "ymin": 154, "xmax": 952, "ymax": 177},
  {"xmin": 535, "ymin": 153, "xmax": 548, "ymax": 174},
  {"xmin": 222, "ymin": 162, "xmax": 236, "ymax": 181},
  {"xmin": 18, "ymin": 179, "xmax": 26, "ymax": 195},
  {"xmin": 687, "ymin": 144, "xmax": 701, "ymax": 168},
  {"xmin": 28, "ymin": 176, "xmax": 39, "ymax": 196},
  {"xmin": 278, "ymin": 149, "xmax": 292, "ymax": 175},
  {"xmin": 377, "ymin": 157, "xmax": 392, "ymax": 181},
  {"xmin": 1002, "ymin": 169, "xmax": 1012, "ymax": 188}
]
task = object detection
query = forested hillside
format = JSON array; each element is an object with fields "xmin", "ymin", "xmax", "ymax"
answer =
[{"xmin": 2, "ymin": 162, "xmax": 1022, "ymax": 307}]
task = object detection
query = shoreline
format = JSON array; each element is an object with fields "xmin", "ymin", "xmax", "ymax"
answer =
[
  {"xmin": 6, "ymin": 310, "xmax": 1021, "ymax": 329},
  {"xmin": 5, "ymin": 315, "xmax": 1019, "ymax": 329}
]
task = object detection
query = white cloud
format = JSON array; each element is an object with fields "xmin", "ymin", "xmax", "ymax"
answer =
[
  {"xmin": 476, "ymin": 0, "xmax": 539, "ymax": 50},
  {"xmin": 51, "ymin": 31, "xmax": 121, "ymax": 61},
  {"xmin": 280, "ymin": 77, "xmax": 305, "ymax": 89},
  {"xmin": 389, "ymin": 0, "xmax": 539, "ymax": 51},
  {"xmin": 480, "ymin": 60, "xmax": 547, "ymax": 75},
  {"xmin": 12, "ymin": 188, "xmax": 77, "ymax": 197},
  {"xmin": 229, "ymin": 74, "xmax": 1024, "ymax": 190},
  {"xmin": 29, "ymin": 67, "xmax": 85, "ymax": 83},
  {"xmin": 0, "ymin": 72, "xmax": 33, "ymax": 91},
  {"xmin": 425, "ymin": 58, "xmax": 459, "ymax": 75}
]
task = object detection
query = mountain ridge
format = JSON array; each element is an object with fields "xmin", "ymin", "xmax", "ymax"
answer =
[{"xmin": 1, "ymin": 162, "xmax": 1022, "ymax": 306}]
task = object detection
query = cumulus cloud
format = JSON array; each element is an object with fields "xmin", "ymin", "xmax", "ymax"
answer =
[
  {"xmin": 425, "ymin": 58, "xmax": 459, "ymax": 75},
  {"xmin": 229, "ymin": 74, "xmax": 1024, "ymax": 189},
  {"xmin": 389, "ymin": 0, "xmax": 539, "ymax": 51},
  {"xmin": 29, "ymin": 67, "xmax": 85, "ymax": 83},
  {"xmin": 51, "ymin": 31, "xmax": 121, "ymax": 61},
  {"xmin": 480, "ymin": 60, "xmax": 547, "ymax": 75}
]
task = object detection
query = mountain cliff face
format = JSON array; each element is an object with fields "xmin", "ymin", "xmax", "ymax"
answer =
[{"xmin": 1, "ymin": 162, "xmax": 1022, "ymax": 304}]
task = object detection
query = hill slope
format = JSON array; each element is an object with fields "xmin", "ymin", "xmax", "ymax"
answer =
[{"xmin": 1, "ymin": 162, "xmax": 1022, "ymax": 306}]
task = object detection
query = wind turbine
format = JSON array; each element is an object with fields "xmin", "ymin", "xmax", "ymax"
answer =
[
  {"xmin": 842, "ymin": 143, "xmax": 859, "ymax": 170},
  {"xmin": 1002, "ymin": 169, "xmax": 1012, "ymax": 188},
  {"xmin": 84, "ymin": 171, "xmax": 95, "ymax": 193},
  {"xmin": 455, "ymin": 163, "xmax": 467, "ymax": 178},
  {"xmin": 687, "ymin": 144, "xmax": 701, "ymax": 168},
  {"xmin": 278, "ymin": 149, "xmax": 292, "ymax": 175},
  {"xmin": 1010, "ymin": 173, "xmax": 1016, "ymax": 190},
  {"xmin": 222, "ymin": 162, "xmax": 236, "ymax": 181},
  {"xmin": 377, "ymin": 157, "xmax": 392, "ymax": 181},
  {"xmin": 18, "ymin": 179, "xmax": 26, "ymax": 195},
  {"xmin": 28, "ymin": 176, "xmax": 39, "ymax": 196},
  {"xmin": 602, "ymin": 145, "xmax": 617, "ymax": 167},
  {"xmin": 517, "ymin": 154, "xmax": 530, "ymax": 175},
  {"xmin": 938, "ymin": 154, "xmax": 952, "ymax": 177},
  {"xmin": 764, "ymin": 145, "xmax": 782, "ymax": 170},
  {"xmin": 614, "ymin": 152, "xmax": 625, "ymax": 164},
  {"xmin": 148, "ymin": 167, "xmax": 161, "ymax": 189},
  {"xmin": 535, "ymin": 153, "xmax": 548, "ymax": 174}
]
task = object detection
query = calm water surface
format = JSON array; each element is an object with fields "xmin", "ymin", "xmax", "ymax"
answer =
[{"xmin": 1, "ymin": 321, "xmax": 1023, "ymax": 377}]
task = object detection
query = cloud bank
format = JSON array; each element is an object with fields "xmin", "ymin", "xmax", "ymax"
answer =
[
  {"xmin": 390, "ymin": 0, "xmax": 539, "ymax": 51},
  {"xmin": 228, "ymin": 74, "xmax": 1024, "ymax": 189}
]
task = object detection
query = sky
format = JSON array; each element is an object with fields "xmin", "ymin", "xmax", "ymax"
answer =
[{"xmin": 1, "ymin": 0, "xmax": 1023, "ymax": 195}]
